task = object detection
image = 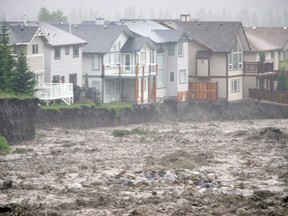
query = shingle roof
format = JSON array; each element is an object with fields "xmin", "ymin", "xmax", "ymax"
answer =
[
  {"xmin": 245, "ymin": 27, "xmax": 288, "ymax": 51},
  {"xmin": 40, "ymin": 22, "xmax": 86, "ymax": 46},
  {"xmin": 161, "ymin": 20, "xmax": 247, "ymax": 52},
  {"xmin": 0, "ymin": 22, "xmax": 40, "ymax": 44},
  {"xmin": 56, "ymin": 23, "xmax": 133, "ymax": 53},
  {"xmin": 121, "ymin": 36, "xmax": 157, "ymax": 52},
  {"xmin": 150, "ymin": 30, "xmax": 186, "ymax": 44}
]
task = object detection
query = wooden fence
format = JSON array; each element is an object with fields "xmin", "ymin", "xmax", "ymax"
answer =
[
  {"xmin": 189, "ymin": 82, "xmax": 218, "ymax": 100},
  {"xmin": 249, "ymin": 88, "xmax": 288, "ymax": 104}
]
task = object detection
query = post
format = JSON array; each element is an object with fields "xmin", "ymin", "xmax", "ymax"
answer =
[
  {"xmin": 102, "ymin": 65, "xmax": 105, "ymax": 77},
  {"xmin": 141, "ymin": 66, "xmax": 144, "ymax": 104},
  {"xmin": 134, "ymin": 64, "xmax": 139, "ymax": 104},
  {"xmin": 118, "ymin": 64, "xmax": 121, "ymax": 77}
]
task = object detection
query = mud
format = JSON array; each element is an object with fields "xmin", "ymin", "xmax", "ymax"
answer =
[{"xmin": 1, "ymin": 119, "xmax": 288, "ymax": 215}]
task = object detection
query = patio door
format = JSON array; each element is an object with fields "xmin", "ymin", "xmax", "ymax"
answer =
[{"xmin": 124, "ymin": 54, "xmax": 131, "ymax": 74}]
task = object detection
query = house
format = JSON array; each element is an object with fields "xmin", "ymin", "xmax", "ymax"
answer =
[
  {"xmin": 1, "ymin": 21, "xmax": 49, "ymax": 86},
  {"xmin": 160, "ymin": 20, "xmax": 251, "ymax": 101},
  {"xmin": 56, "ymin": 20, "xmax": 158, "ymax": 104},
  {"xmin": 119, "ymin": 20, "xmax": 190, "ymax": 102}
]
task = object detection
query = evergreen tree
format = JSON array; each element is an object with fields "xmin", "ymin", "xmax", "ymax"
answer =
[
  {"xmin": 12, "ymin": 51, "xmax": 36, "ymax": 95},
  {"xmin": 0, "ymin": 22, "xmax": 15, "ymax": 91},
  {"xmin": 38, "ymin": 7, "xmax": 67, "ymax": 22}
]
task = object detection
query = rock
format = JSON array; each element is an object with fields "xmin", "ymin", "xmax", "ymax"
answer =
[
  {"xmin": 2, "ymin": 180, "xmax": 12, "ymax": 190},
  {"xmin": 176, "ymin": 171, "xmax": 191, "ymax": 180},
  {"xmin": 198, "ymin": 188, "xmax": 207, "ymax": 193},
  {"xmin": 163, "ymin": 172, "xmax": 177, "ymax": 183}
]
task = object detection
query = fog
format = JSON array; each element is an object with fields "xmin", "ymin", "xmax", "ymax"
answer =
[{"xmin": 0, "ymin": 0, "xmax": 288, "ymax": 26}]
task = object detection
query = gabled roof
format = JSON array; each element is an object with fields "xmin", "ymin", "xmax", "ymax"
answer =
[
  {"xmin": 160, "ymin": 20, "xmax": 250, "ymax": 52},
  {"xmin": 245, "ymin": 27, "xmax": 288, "ymax": 52},
  {"xmin": 150, "ymin": 30, "xmax": 187, "ymax": 44},
  {"xmin": 121, "ymin": 36, "xmax": 157, "ymax": 52},
  {"xmin": 0, "ymin": 22, "xmax": 47, "ymax": 44},
  {"xmin": 56, "ymin": 23, "xmax": 134, "ymax": 53},
  {"xmin": 40, "ymin": 22, "xmax": 86, "ymax": 47}
]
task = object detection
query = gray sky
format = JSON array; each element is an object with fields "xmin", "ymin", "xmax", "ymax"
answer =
[{"xmin": 0, "ymin": 0, "xmax": 288, "ymax": 26}]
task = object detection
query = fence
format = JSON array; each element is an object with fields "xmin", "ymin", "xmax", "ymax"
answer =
[{"xmin": 249, "ymin": 88, "xmax": 288, "ymax": 104}]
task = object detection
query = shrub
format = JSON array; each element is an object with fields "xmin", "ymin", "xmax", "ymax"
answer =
[
  {"xmin": 0, "ymin": 135, "xmax": 11, "ymax": 153},
  {"xmin": 112, "ymin": 129, "xmax": 131, "ymax": 137},
  {"xmin": 12, "ymin": 148, "xmax": 33, "ymax": 154}
]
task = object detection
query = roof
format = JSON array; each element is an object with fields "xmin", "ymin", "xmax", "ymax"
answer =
[
  {"xmin": 56, "ymin": 23, "xmax": 134, "ymax": 53},
  {"xmin": 245, "ymin": 27, "xmax": 288, "ymax": 51},
  {"xmin": 160, "ymin": 20, "xmax": 249, "ymax": 52},
  {"xmin": 40, "ymin": 22, "xmax": 86, "ymax": 47},
  {"xmin": 0, "ymin": 22, "xmax": 44, "ymax": 44},
  {"xmin": 150, "ymin": 30, "xmax": 186, "ymax": 44},
  {"xmin": 196, "ymin": 50, "xmax": 213, "ymax": 59},
  {"xmin": 121, "ymin": 36, "xmax": 157, "ymax": 52}
]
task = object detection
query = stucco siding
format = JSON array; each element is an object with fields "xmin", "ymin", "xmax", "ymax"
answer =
[
  {"xmin": 228, "ymin": 76, "xmax": 244, "ymax": 101},
  {"xmin": 210, "ymin": 53, "xmax": 226, "ymax": 76},
  {"xmin": 244, "ymin": 75, "xmax": 257, "ymax": 98},
  {"xmin": 189, "ymin": 42, "xmax": 208, "ymax": 77},
  {"xmin": 197, "ymin": 59, "xmax": 209, "ymax": 76}
]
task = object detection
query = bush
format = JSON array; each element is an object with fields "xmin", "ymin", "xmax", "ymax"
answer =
[
  {"xmin": 0, "ymin": 135, "xmax": 11, "ymax": 153},
  {"xmin": 112, "ymin": 127, "xmax": 150, "ymax": 137}
]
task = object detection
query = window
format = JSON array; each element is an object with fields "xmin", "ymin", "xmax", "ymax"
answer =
[
  {"xmin": 92, "ymin": 54, "xmax": 100, "ymax": 70},
  {"xmin": 229, "ymin": 40, "xmax": 243, "ymax": 70},
  {"xmin": 52, "ymin": 75, "xmax": 60, "ymax": 83},
  {"xmin": 65, "ymin": 46, "xmax": 69, "ymax": 55},
  {"xmin": 69, "ymin": 74, "xmax": 77, "ymax": 86},
  {"xmin": 14, "ymin": 46, "xmax": 20, "ymax": 54},
  {"xmin": 73, "ymin": 45, "xmax": 79, "ymax": 58},
  {"xmin": 285, "ymin": 50, "xmax": 288, "ymax": 59},
  {"xmin": 231, "ymin": 79, "xmax": 240, "ymax": 93},
  {"xmin": 116, "ymin": 80, "xmax": 121, "ymax": 92},
  {"xmin": 157, "ymin": 53, "xmax": 165, "ymax": 88},
  {"xmin": 32, "ymin": 44, "xmax": 38, "ymax": 54},
  {"xmin": 54, "ymin": 47, "xmax": 61, "ymax": 60},
  {"xmin": 168, "ymin": 44, "xmax": 176, "ymax": 56},
  {"xmin": 140, "ymin": 51, "xmax": 146, "ymax": 64},
  {"xmin": 271, "ymin": 51, "xmax": 275, "ymax": 59},
  {"xmin": 178, "ymin": 42, "xmax": 183, "ymax": 57},
  {"xmin": 179, "ymin": 69, "xmax": 187, "ymax": 83},
  {"xmin": 170, "ymin": 72, "xmax": 175, "ymax": 82}
]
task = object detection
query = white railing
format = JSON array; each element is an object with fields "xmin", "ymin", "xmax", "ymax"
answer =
[
  {"xmin": 35, "ymin": 83, "xmax": 74, "ymax": 105},
  {"xmin": 104, "ymin": 64, "xmax": 157, "ymax": 77}
]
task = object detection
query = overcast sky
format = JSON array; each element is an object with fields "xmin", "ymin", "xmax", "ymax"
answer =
[{"xmin": 0, "ymin": 0, "xmax": 288, "ymax": 25}]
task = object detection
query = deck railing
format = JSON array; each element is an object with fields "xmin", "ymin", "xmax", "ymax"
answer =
[
  {"xmin": 35, "ymin": 83, "xmax": 74, "ymax": 105},
  {"xmin": 103, "ymin": 64, "xmax": 157, "ymax": 77},
  {"xmin": 244, "ymin": 62, "xmax": 274, "ymax": 74}
]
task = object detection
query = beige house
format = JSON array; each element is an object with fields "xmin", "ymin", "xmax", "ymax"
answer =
[
  {"xmin": 3, "ymin": 22, "xmax": 49, "ymax": 86},
  {"xmin": 160, "ymin": 20, "xmax": 250, "ymax": 101}
]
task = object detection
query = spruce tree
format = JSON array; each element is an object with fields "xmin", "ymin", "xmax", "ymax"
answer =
[
  {"xmin": 12, "ymin": 51, "xmax": 36, "ymax": 95},
  {"xmin": 0, "ymin": 22, "xmax": 15, "ymax": 91}
]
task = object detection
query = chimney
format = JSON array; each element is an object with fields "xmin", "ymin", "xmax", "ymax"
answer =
[
  {"xmin": 96, "ymin": 16, "xmax": 104, "ymax": 25},
  {"xmin": 24, "ymin": 13, "xmax": 27, "ymax": 25},
  {"xmin": 180, "ymin": 11, "xmax": 190, "ymax": 22}
]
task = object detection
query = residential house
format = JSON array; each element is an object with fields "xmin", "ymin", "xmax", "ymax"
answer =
[
  {"xmin": 160, "ymin": 20, "xmax": 250, "ymax": 101},
  {"xmin": 56, "ymin": 20, "xmax": 158, "ymax": 104},
  {"xmin": 1, "ymin": 22, "xmax": 49, "ymax": 86},
  {"xmin": 120, "ymin": 20, "xmax": 190, "ymax": 102}
]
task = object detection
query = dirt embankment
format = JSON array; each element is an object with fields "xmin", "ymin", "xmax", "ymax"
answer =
[
  {"xmin": 35, "ymin": 99, "xmax": 288, "ymax": 129},
  {"xmin": 0, "ymin": 98, "xmax": 38, "ymax": 144}
]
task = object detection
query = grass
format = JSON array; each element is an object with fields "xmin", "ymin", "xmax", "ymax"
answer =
[
  {"xmin": 0, "ymin": 135, "xmax": 11, "ymax": 154},
  {"xmin": 41, "ymin": 101, "xmax": 96, "ymax": 110},
  {"xmin": 96, "ymin": 102, "xmax": 134, "ymax": 118},
  {"xmin": 0, "ymin": 91, "xmax": 35, "ymax": 99}
]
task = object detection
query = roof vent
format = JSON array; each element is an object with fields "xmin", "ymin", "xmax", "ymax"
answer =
[
  {"xmin": 180, "ymin": 11, "xmax": 190, "ymax": 22},
  {"xmin": 23, "ymin": 13, "xmax": 27, "ymax": 26},
  {"xmin": 96, "ymin": 15, "xmax": 104, "ymax": 25}
]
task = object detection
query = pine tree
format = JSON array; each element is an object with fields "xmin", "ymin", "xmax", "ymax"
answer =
[
  {"xmin": 12, "ymin": 51, "xmax": 36, "ymax": 95},
  {"xmin": 0, "ymin": 22, "xmax": 15, "ymax": 91}
]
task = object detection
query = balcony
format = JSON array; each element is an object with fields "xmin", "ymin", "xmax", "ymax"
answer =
[
  {"xmin": 102, "ymin": 64, "xmax": 157, "ymax": 78},
  {"xmin": 244, "ymin": 62, "xmax": 274, "ymax": 74}
]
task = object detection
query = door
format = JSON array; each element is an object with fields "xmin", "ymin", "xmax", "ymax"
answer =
[{"xmin": 124, "ymin": 54, "xmax": 131, "ymax": 74}]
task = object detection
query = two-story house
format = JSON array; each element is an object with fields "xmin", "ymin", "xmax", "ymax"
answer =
[
  {"xmin": 56, "ymin": 20, "xmax": 158, "ymax": 104},
  {"xmin": 120, "ymin": 20, "xmax": 190, "ymax": 102},
  {"xmin": 2, "ymin": 22, "xmax": 48, "ymax": 86},
  {"xmin": 161, "ymin": 20, "xmax": 250, "ymax": 101}
]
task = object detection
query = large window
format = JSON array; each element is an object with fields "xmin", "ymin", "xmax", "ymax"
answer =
[
  {"xmin": 179, "ymin": 69, "xmax": 187, "ymax": 83},
  {"xmin": 157, "ymin": 52, "xmax": 165, "ymax": 88},
  {"xmin": 32, "ymin": 44, "xmax": 38, "ymax": 54},
  {"xmin": 54, "ymin": 47, "xmax": 61, "ymax": 60},
  {"xmin": 231, "ymin": 79, "xmax": 240, "ymax": 93},
  {"xmin": 140, "ymin": 51, "xmax": 146, "ymax": 65},
  {"xmin": 178, "ymin": 42, "xmax": 183, "ymax": 57},
  {"xmin": 92, "ymin": 54, "xmax": 100, "ymax": 70},
  {"xmin": 229, "ymin": 40, "xmax": 242, "ymax": 70},
  {"xmin": 105, "ymin": 80, "xmax": 110, "ymax": 94},
  {"xmin": 65, "ymin": 46, "xmax": 69, "ymax": 55},
  {"xmin": 73, "ymin": 45, "xmax": 79, "ymax": 58},
  {"xmin": 168, "ymin": 44, "xmax": 176, "ymax": 56}
]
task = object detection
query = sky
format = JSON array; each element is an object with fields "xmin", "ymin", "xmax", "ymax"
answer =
[{"xmin": 0, "ymin": 0, "xmax": 288, "ymax": 26}]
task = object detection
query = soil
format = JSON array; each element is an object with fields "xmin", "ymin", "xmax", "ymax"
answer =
[{"xmin": 1, "ymin": 119, "xmax": 288, "ymax": 215}]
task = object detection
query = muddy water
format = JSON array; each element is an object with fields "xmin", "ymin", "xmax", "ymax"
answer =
[{"xmin": 1, "ymin": 119, "xmax": 288, "ymax": 215}]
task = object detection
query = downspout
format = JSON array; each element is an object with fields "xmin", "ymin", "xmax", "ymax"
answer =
[{"xmin": 226, "ymin": 54, "xmax": 229, "ymax": 100}]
